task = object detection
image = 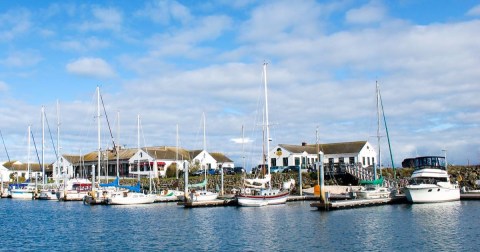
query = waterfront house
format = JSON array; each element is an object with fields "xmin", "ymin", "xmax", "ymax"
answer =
[
  {"xmin": 210, "ymin": 152, "xmax": 234, "ymax": 169},
  {"xmin": 270, "ymin": 141, "xmax": 377, "ymax": 169}
]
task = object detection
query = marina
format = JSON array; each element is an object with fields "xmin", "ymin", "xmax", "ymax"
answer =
[{"xmin": 1, "ymin": 197, "xmax": 479, "ymax": 251}]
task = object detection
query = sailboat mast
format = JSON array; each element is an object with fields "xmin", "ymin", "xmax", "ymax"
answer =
[
  {"xmin": 27, "ymin": 126, "xmax": 31, "ymax": 181},
  {"xmin": 376, "ymin": 81, "xmax": 381, "ymax": 180},
  {"xmin": 137, "ymin": 114, "xmax": 140, "ymax": 182},
  {"xmin": 116, "ymin": 111, "xmax": 120, "ymax": 178},
  {"xmin": 56, "ymin": 100, "xmax": 60, "ymax": 186},
  {"xmin": 263, "ymin": 63, "xmax": 271, "ymax": 175},
  {"xmin": 176, "ymin": 124, "xmax": 179, "ymax": 180},
  {"xmin": 242, "ymin": 125, "xmax": 245, "ymax": 172},
  {"xmin": 41, "ymin": 106, "xmax": 45, "ymax": 185},
  {"xmin": 203, "ymin": 112, "xmax": 207, "ymax": 192},
  {"xmin": 95, "ymin": 86, "xmax": 101, "ymax": 189}
]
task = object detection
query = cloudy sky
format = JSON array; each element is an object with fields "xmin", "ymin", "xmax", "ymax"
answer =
[{"xmin": 0, "ymin": 0, "xmax": 479, "ymax": 169}]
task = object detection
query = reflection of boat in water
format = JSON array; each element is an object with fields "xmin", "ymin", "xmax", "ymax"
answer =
[{"xmin": 404, "ymin": 156, "xmax": 460, "ymax": 203}]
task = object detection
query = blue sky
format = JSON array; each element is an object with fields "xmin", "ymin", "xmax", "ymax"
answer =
[{"xmin": 1, "ymin": 0, "xmax": 479, "ymax": 168}]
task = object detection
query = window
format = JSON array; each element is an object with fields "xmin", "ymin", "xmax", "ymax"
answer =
[
  {"xmin": 368, "ymin": 157, "xmax": 371, "ymax": 166},
  {"xmin": 283, "ymin": 157, "xmax": 288, "ymax": 166},
  {"xmin": 339, "ymin": 157, "xmax": 344, "ymax": 163},
  {"xmin": 328, "ymin": 158, "xmax": 334, "ymax": 164},
  {"xmin": 372, "ymin": 157, "xmax": 375, "ymax": 166},
  {"xmin": 363, "ymin": 157, "xmax": 366, "ymax": 166},
  {"xmin": 349, "ymin": 157, "xmax": 355, "ymax": 164},
  {"xmin": 271, "ymin": 158, "xmax": 276, "ymax": 167},
  {"xmin": 295, "ymin": 157, "xmax": 300, "ymax": 166}
]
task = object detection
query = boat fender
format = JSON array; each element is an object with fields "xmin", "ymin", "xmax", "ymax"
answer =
[{"xmin": 245, "ymin": 188, "xmax": 251, "ymax": 194}]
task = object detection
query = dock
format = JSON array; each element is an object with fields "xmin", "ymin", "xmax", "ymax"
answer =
[
  {"xmin": 179, "ymin": 198, "xmax": 238, "ymax": 208},
  {"xmin": 311, "ymin": 198, "xmax": 392, "ymax": 211},
  {"xmin": 461, "ymin": 193, "xmax": 480, "ymax": 200}
]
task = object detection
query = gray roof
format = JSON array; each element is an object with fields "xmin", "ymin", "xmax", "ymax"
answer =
[{"xmin": 280, "ymin": 141, "xmax": 368, "ymax": 155}]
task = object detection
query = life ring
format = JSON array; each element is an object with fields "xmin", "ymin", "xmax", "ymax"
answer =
[{"xmin": 245, "ymin": 188, "xmax": 251, "ymax": 194}]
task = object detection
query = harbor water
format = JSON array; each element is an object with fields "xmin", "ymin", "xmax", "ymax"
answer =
[{"xmin": 1, "ymin": 199, "xmax": 479, "ymax": 251}]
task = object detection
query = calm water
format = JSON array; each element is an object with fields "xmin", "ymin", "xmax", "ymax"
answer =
[{"xmin": 0, "ymin": 199, "xmax": 478, "ymax": 251}]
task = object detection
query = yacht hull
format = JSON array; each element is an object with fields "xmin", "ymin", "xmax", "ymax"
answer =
[
  {"xmin": 237, "ymin": 191, "xmax": 289, "ymax": 206},
  {"xmin": 405, "ymin": 184, "xmax": 460, "ymax": 203}
]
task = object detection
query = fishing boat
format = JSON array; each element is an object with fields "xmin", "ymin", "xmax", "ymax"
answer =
[
  {"xmin": 236, "ymin": 63, "xmax": 289, "ymax": 207},
  {"xmin": 404, "ymin": 155, "xmax": 460, "ymax": 203}
]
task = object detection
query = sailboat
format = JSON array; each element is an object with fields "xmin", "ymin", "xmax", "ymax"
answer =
[
  {"xmin": 236, "ymin": 63, "xmax": 289, "ymax": 207},
  {"xmin": 106, "ymin": 114, "xmax": 155, "ymax": 205},
  {"xmin": 356, "ymin": 82, "xmax": 392, "ymax": 199},
  {"xmin": 154, "ymin": 124, "xmax": 184, "ymax": 202},
  {"xmin": 10, "ymin": 126, "xmax": 36, "ymax": 199},
  {"xmin": 38, "ymin": 105, "xmax": 61, "ymax": 200},
  {"xmin": 187, "ymin": 112, "xmax": 218, "ymax": 202}
]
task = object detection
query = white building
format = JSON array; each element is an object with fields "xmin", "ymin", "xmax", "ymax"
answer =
[{"xmin": 270, "ymin": 141, "xmax": 377, "ymax": 168}]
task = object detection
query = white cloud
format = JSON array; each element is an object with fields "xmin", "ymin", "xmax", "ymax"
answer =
[
  {"xmin": 79, "ymin": 7, "xmax": 123, "ymax": 32},
  {"xmin": 58, "ymin": 37, "xmax": 110, "ymax": 52},
  {"xmin": 231, "ymin": 138, "xmax": 254, "ymax": 144},
  {"xmin": 135, "ymin": 0, "xmax": 193, "ymax": 25},
  {"xmin": 0, "ymin": 51, "xmax": 42, "ymax": 68},
  {"xmin": 0, "ymin": 81, "xmax": 8, "ymax": 92},
  {"xmin": 66, "ymin": 57, "xmax": 115, "ymax": 78},
  {"xmin": 466, "ymin": 4, "xmax": 480, "ymax": 16},
  {"xmin": 0, "ymin": 8, "xmax": 31, "ymax": 41},
  {"xmin": 345, "ymin": 1, "xmax": 386, "ymax": 24}
]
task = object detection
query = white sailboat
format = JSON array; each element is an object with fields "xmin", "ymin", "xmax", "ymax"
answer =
[
  {"xmin": 10, "ymin": 126, "xmax": 36, "ymax": 199},
  {"xmin": 357, "ymin": 82, "xmax": 392, "ymax": 199},
  {"xmin": 188, "ymin": 112, "xmax": 218, "ymax": 202},
  {"xmin": 38, "ymin": 105, "xmax": 60, "ymax": 200},
  {"xmin": 106, "ymin": 114, "xmax": 155, "ymax": 205},
  {"xmin": 236, "ymin": 63, "xmax": 289, "ymax": 207},
  {"xmin": 154, "ymin": 124, "xmax": 184, "ymax": 202}
]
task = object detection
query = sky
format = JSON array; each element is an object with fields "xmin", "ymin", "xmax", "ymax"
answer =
[{"xmin": 0, "ymin": 0, "xmax": 479, "ymax": 169}]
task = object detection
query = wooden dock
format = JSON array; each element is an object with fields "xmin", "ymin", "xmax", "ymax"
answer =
[
  {"xmin": 179, "ymin": 199, "xmax": 238, "ymax": 208},
  {"xmin": 311, "ymin": 198, "xmax": 393, "ymax": 211},
  {"xmin": 461, "ymin": 193, "xmax": 480, "ymax": 200}
]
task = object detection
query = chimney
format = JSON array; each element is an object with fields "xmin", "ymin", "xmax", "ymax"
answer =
[{"xmin": 302, "ymin": 142, "xmax": 307, "ymax": 146}]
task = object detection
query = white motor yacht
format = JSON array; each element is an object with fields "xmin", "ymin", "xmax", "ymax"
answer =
[{"xmin": 404, "ymin": 156, "xmax": 460, "ymax": 203}]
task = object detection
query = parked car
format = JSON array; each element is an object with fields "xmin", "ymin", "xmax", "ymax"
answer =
[
  {"xmin": 283, "ymin": 165, "xmax": 300, "ymax": 173},
  {"xmin": 191, "ymin": 169, "xmax": 205, "ymax": 176},
  {"xmin": 233, "ymin": 167, "xmax": 245, "ymax": 174},
  {"xmin": 222, "ymin": 167, "xmax": 235, "ymax": 175},
  {"xmin": 270, "ymin": 166, "xmax": 285, "ymax": 173},
  {"xmin": 208, "ymin": 169, "xmax": 218, "ymax": 175}
]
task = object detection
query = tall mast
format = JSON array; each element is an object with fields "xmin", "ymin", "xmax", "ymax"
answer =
[
  {"xmin": 41, "ymin": 106, "xmax": 45, "ymax": 185},
  {"xmin": 95, "ymin": 86, "xmax": 100, "ymax": 189},
  {"xmin": 203, "ymin": 112, "xmax": 207, "ymax": 191},
  {"xmin": 242, "ymin": 125, "xmax": 245, "ymax": 171},
  {"xmin": 376, "ymin": 81, "xmax": 381, "ymax": 180},
  {"xmin": 116, "ymin": 111, "xmax": 120, "ymax": 178},
  {"xmin": 27, "ymin": 125, "xmax": 31, "ymax": 181},
  {"xmin": 176, "ymin": 124, "xmax": 179, "ymax": 180},
  {"xmin": 56, "ymin": 100, "xmax": 60, "ymax": 186},
  {"xmin": 263, "ymin": 62, "xmax": 271, "ymax": 175},
  {"xmin": 137, "ymin": 114, "xmax": 140, "ymax": 182}
]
